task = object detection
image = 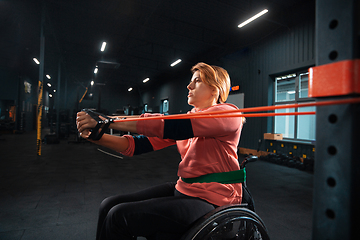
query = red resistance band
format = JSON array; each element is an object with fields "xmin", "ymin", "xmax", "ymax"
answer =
[{"xmin": 113, "ymin": 97, "xmax": 360, "ymax": 123}]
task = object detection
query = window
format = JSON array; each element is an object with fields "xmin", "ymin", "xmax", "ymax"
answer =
[
  {"xmin": 275, "ymin": 73, "xmax": 296, "ymax": 102},
  {"xmin": 163, "ymin": 100, "xmax": 169, "ymax": 113},
  {"xmin": 160, "ymin": 99, "xmax": 169, "ymax": 115},
  {"xmin": 299, "ymin": 73, "xmax": 309, "ymax": 99},
  {"xmin": 274, "ymin": 70, "xmax": 315, "ymax": 141}
]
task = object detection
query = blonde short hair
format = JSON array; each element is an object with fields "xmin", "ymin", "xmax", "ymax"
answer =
[{"xmin": 191, "ymin": 62, "xmax": 230, "ymax": 103}]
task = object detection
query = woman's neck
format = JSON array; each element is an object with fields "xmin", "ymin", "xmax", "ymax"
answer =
[{"xmin": 193, "ymin": 101, "xmax": 218, "ymax": 112}]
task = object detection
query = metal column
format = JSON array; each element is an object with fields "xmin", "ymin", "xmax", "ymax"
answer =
[
  {"xmin": 36, "ymin": 4, "xmax": 46, "ymax": 156},
  {"xmin": 56, "ymin": 61, "xmax": 61, "ymax": 138},
  {"xmin": 311, "ymin": 0, "xmax": 360, "ymax": 239}
]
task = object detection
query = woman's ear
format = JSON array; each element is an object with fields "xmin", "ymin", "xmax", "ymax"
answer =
[
  {"xmin": 212, "ymin": 87, "xmax": 219, "ymax": 95},
  {"xmin": 212, "ymin": 87, "xmax": 220, "ymax": 102}
]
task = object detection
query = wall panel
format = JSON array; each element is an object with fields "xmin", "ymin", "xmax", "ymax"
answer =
[{"xmin": 223, "ymin": 20, "xmax": 315, "ymax": 150}]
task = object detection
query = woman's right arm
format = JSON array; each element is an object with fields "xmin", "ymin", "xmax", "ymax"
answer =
[
  {"xmin": 76, "ymin": 111, "xmax": 130, "ymax": 152},
  {"xmin": 76, "ymin": 111, "xmax": 175, "ymax": 155},
  {"xmin": 87, "ymin": 133, "xmax": 130, "ymax": 153}
]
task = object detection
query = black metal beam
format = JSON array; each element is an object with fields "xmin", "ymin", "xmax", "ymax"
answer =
[{"xmin": 312, "ymin": 0, "xmax": 360, "ymax": 239}]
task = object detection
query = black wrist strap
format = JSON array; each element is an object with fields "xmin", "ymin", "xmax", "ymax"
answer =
[{"xmin": 82, "ymin": 109, "xmax": 114, "ymax": 140}]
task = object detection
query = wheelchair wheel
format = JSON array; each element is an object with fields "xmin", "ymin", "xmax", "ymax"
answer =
[{"xmin": 180, "ymin": 205, "xmax": 270, "ymax": 240}]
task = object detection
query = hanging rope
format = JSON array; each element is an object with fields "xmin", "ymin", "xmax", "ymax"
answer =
[{"xmin": 79, "ymin": 87, "xmax": 88, "ymax": 103}]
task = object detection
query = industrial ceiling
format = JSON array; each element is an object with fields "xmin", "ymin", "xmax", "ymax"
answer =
[{"xmin": 0, "ymin": 0, "xmax": 315, "ymax": 91}]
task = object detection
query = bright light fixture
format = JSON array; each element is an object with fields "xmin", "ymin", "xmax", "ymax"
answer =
[
  {"xmin": 128, "ymin": 87, "xmax": 133, "ymax": 92},
  {"xmin": 287, "ymin": 91, "xmax": 296, "ymax": 94},
  {"xmin": 89, "ymin": 93, "xmax": 93, "ymax": 97},
  {"xmin": 47, "ymin": 83, "xmax": 51, "ymax": 87},
  {"xmin": 101, "ymin": 42, "xmax": 107, "ymax": 52},
  {"xmin": 170, "ymin": 59, "xmax": 182, "ymax": 67},
  {"xmin": 46, "ymin": 74, "xmax": 51, "ymax": 79},
  {"xmin": 238, "ymin": 9, "xmax": 268, "ymax": 28},
  {"xmin": 33, "ymin": 58, "xmax": 40, "ymax": 64},
  {"xmin": 49, "ymin": 94, "xmax": 53, "ymax": 98},
  {"xmin": 91, "ymin": 80, "xmax": 94, "ymax": 86},
  {"xmin": 94, "ymin": 67, "xmax": 98, "ymax": 74},
  {"xmin": 143, "ymin": 78, "xmax": 150, "ymax": 83},
  {"xmin": 53, "ymin": 89, "xmax": 56, "ymax": 92}
]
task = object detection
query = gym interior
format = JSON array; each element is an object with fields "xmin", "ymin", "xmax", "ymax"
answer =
[{"xmin": 0, "ymin": 0, "xmax": 359, "ymax": 239}]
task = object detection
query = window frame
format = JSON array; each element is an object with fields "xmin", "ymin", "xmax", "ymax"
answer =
[{"xmin": 273, "ymin": 69, "xmax": 315, "ymax": 142}]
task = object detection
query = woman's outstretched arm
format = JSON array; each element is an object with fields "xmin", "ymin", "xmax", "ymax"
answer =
[{"xmin": 76, "ymin": 111, "xmax": 135, "ymax": 152}]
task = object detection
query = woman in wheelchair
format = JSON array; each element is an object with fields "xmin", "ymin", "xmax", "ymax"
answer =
[{"xmin": 77, "ymin": 62, "xmax": 248, "ymax": 240}]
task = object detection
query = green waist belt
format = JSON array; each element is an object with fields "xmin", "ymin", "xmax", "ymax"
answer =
[{"xmin": 181, "ymin": 169, "xmax": 246, "ymax": 184}]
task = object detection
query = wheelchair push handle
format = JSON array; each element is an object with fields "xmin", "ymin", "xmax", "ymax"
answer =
[{"xmin": 240, "ymin": 155, "xmax": 258, "ymax": 169}]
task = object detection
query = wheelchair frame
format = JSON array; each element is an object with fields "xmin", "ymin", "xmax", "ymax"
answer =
[{"xmin": 180, "ymin": 204, "xmax": 269, "ymax": 240}]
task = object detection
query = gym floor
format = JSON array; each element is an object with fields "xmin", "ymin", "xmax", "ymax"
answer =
[{"xmin": 0, "ymin": 130, "xmax": 313, "ymax": 240}]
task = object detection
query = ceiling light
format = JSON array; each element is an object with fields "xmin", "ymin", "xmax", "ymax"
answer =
[
  {"xmin": 101, "ymin": 42, "xmax": 107, "ymax": 52},
  {"xmin": 143, "ymin": 78, "xmax": 150, "ymax": 83},
  {"xmin": 47, "ymin": 83, "xmax": 51, "ymax": 87},
  {"xmin": 89, "ymin": 93, "xmax": 93, "ymax": 97},
  {"xmin": 287, "ymin": 91, "xmax": 296, "ymax": 94},
  {"xmin": 128, "ymin": 87, "xmax": 133, "ymax": 92},
  {"xmin": 49, "ymin": 94, "xmax": 53, "ymax": 98},
  {"xmin": 91, "ymin": 80, "xmax": 94, "ymax": 86},
  {"xmin": 46, "ymin": 74, "xmax": 51, "ymax": 79},
  {"xmin": 94, "ymin": 67, "xmax": 98, "ymax": 74},
  {"xmin": 53, "ymin": 89, "xmax": 56, "ymax": 93},
  {"xmin": 33, "ymin": 58, "xmax": 40, "ymax": 64},
  {"xmin": 170, "ymin": 59, "xmax": 182, "ymax": 67},
  {"xmin": 238, "ymin": 9, "xmax": 268, "ymax": 28}
]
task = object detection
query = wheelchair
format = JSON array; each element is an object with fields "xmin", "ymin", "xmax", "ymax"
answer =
[
  {"xmin": 180, "ymin": 155, "xmax": 270, "ymax": 240},
  {"xmin": 135, "ymin": 155, "xmax": 269, "ymax": 240}
]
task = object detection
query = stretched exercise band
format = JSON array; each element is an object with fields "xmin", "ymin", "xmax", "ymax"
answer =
[{"xmin": 113, "ymin": 97, "xmax": 360, "ymax": 123}]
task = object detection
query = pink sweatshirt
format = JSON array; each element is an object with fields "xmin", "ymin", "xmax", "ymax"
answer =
[{"xmin": 121, "ymin": 103, "xmax": 244, "ymax": 206}]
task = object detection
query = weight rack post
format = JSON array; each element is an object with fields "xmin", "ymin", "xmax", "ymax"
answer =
[{"xmin": 311, "ymin": 0, "xmax": 360, "ymax": 239}]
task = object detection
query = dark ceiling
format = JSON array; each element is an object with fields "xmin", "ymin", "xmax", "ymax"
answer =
[{"xmin": 0, "ymin": 0, "xmax": 315, "ymax": 91}]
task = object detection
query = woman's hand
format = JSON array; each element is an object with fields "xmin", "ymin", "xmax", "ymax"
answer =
[
  {"xmin": 76, "ymin": 111, "xmax": 98, "ymax": 139},
  {"xmin": 75, "ymin": 111, "xmax": 130, "ymax": 152}
]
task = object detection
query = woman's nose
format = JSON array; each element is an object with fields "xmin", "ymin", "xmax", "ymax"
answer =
[{"xmin": 187, "ymin": 81, "xmax": 194, "ymax": 90}]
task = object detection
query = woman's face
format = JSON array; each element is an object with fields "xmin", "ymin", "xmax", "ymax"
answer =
[{"xmin": 187, "ymin": 70, "xmax": 217, "ymax": 109}]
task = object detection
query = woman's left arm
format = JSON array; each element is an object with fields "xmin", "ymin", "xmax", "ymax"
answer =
[
  {"xmin": 137, "ymin": 105, "xmax": 243, "ymax": 140},
  {"xmin": 190, "ymin": 116, "xmax": 243, "ymax": 138}
]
